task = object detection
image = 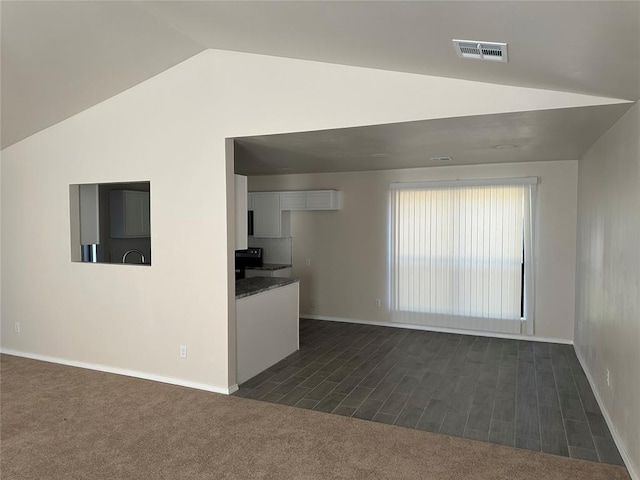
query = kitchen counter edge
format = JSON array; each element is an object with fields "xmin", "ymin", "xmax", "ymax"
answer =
[{"xmin": 236, "ymin": 277, "xmax": 299, "ymax": 300}]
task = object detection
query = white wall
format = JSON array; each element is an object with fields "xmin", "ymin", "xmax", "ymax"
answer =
[
  {"xmin": 575, "ymin": 102, "xmax": 640, "ymax": 478},
  {"xmin": 1, "ymin": 52, "xmax": 232, "ymax": 391},
  {"xmin": 0, "ymin": 49, "xmax": 619, "ymax": 392},
  {"xmin": 249, "ymin": 160, "xmax": 579, "ymax": 342}
]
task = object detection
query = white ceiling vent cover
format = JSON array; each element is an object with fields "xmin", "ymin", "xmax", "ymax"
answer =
[{"xmin": 453, "ymin": 39, "xmax": 508, "ymax": 62}]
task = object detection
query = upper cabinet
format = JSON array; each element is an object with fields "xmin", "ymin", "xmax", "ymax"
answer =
[
  {"xmin": 247, "ymin": 191, "xmax": 254, "ymax": 210},
  {"xmin": 251, "ymin": 192, "xmax": 291, "ymax": 238},
  {"xmin": 279, "ymin": 192, "xmax": 306, "ymax": 210},
  {"xmin": 79, "ymin": 184, "xmax": 100, "ymax": 245},
  {"xmin": 235, "ymin": 175, "xmax": 248, "ymax": 250},
  {"xmin": 248, "ymin": 190, "xmax": 340, "ymax": 238},
  {"xmin": 279, "ymin": 190, "xmax": 340, "ymax": 211},
  {"xmin": 110, "ymin": 190, "xmax": 150, "ymax": 238}
]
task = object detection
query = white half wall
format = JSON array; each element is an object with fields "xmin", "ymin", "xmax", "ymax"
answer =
[
  {"xmin": 249, "ymin": 160, "xmax": 579, "ymax": 342},
  {"xmin": 0, "ymin": 49, "xmax": 617, "ymax": 391},
  {"xmin": 575, "ymin": 102, "xmax": 640, "ymax": 478}
]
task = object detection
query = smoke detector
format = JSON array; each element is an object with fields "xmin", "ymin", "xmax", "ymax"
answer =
[{"xmin": 453, "ymin": 39, "xmax": 508, "ymax": 62}]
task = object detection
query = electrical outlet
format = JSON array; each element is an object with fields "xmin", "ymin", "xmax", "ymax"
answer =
[
  {"xmin": 179, "ymin": 345, "xmax": 187, "ymax": 359},
  {"xmin": 14, "ymin": 322, "xmax": 20, "ymax": 333},
  {"xmin": 375, "ymin": 299, "xmax": 381, "ymax": 307},
  {"xmin": 305, "ymin": 258, "xmax": 311, "ymax": 266},
  {"xmin": 606, "ymin": 369, "xmax": 610, "ymax": 387},
  {"xmin": 310, "ymin": 301, "xmax": 316, "ymax": 308}
]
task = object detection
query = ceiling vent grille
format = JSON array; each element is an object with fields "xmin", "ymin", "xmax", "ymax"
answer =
[{"xmin": 453, "ymin": 39, "xmax": 508, "ymax": 62}]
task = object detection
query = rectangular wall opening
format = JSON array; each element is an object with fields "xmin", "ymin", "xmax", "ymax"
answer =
[{"xmin": 69, "ymin": 181, "xmax": 151, "ymax": 265}]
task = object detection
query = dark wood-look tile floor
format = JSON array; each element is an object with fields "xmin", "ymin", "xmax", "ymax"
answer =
[{"xmin": 234, "ymin": 319, "xmax": 625, "ymax": 466}]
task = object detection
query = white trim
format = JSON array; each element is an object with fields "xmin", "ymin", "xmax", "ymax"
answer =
[
  {"xmin": 574, "ymin": 348, "xmax": 637, "ymax": 480},
  {"xmin": 0, "ymin": 349, "xmax": 237, "ymax": 395},
  {"xmin": 300, "ymin": 314, "xmax": 573, "ymax": 345},
  {"xmin": 390, "ymin": 176, "xmax": 538, "ymax": 190}
]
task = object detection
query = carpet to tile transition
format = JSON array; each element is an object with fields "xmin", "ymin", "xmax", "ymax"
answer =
[{"xmin": 0, "ymin": 355, "xmax": 630, "ymax": 480}]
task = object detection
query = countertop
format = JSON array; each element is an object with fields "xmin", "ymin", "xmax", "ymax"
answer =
[
  {"xmin": 245, "ymin": 263, "xmax": 292, "ymax": 271},
  {"xmin": 236, "ymin": 277, "xmax": 299, "ymax": 299}
]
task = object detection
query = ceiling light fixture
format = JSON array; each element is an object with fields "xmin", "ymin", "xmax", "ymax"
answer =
[
  {"xmin": 430, "ymin": 156, "xmax": 452, "ymax": 161},
  {"xmin": 495, "ymin": 144, "xmax": 517, "ymax": 149}
]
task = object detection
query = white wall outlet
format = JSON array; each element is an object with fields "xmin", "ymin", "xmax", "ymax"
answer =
[
  {"xmin": 606, "ymin": 369, "xmax": 610, "ymax": 387},
  {"xmin": 310, "ymin": 300, "xmax": 316, "ymax": 308},
  {"xmin": 305, "ymin": 258, "xmax": 311, "ymax": 266},
  {"xmin": 179, "ymin": 345, "xmax": 187, "ymax": 359},
  {"xmin": 375, "ymin": 299, "xmax": 381, "ymax": 307},
  {"xmin": 14, "ymin": 322, "xmax": 20, "ymax": 333}
]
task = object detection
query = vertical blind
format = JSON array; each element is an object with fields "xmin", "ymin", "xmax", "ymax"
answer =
[{"xmin": 390, "ymin": 178, "xmax": 536, "ymax": 335}]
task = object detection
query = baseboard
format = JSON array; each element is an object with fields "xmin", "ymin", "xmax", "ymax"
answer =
[
  {"xmin": 574, "ymin": 347, "xmax": 637, "ymax": 480},
  {"xmin": 0, "ymin": 349, "xmax": 236, "ymax": 395},
  {"xmin": 300, "ymin": 314, "xmax": 573, "ymax": 345}
]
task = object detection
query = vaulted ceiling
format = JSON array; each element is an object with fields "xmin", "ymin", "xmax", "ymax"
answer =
[{"xmin": 2, "ymin": 1, "xmax": 639, "ymax": 158}]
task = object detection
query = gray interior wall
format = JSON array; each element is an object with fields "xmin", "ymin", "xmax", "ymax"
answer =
[
  {"xmin": 574, "ymin": 102, "xmax": 640, "ymax": 478},
  {"xmin": 249, "ymin": 160, "xmax": 579, "ymax": 342}
]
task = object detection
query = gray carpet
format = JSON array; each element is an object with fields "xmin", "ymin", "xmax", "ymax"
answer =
[{"xmin": 0, "ymin": 354, "xmax": 630, "ymax": 480}]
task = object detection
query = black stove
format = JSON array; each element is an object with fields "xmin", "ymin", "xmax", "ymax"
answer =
[{"xmin": 235, "ymin": 248, "xmax": 263, "ymax": 280}]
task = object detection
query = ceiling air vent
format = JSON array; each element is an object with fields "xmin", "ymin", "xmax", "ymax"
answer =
[{"xmin": 453, "ymin": 39, "xmax": 508, "ymax": 63}]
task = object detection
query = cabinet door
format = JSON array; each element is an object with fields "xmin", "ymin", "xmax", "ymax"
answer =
[
  {"xmin": 306, "ymin": 191, "xmax": 339, "ymax": 210},
  {"xmin": 141, "ymin": 192, "xmax": 151, "ymax": 236},
  {"xmin": 280, "ymin": 192, "xmax": 306, "ymax": 210},
  {"xmin": 235, "ymin": 175, "xmax": 248, "ymax": 250},
  {"xmin": 109, "ymin": 190, "xmax": 150, "ymax": 238},
  {"xmin": 124, "ymin": 191, "xmax": 150, "ymax": 237},
  {"xmin": 252, "ymin": 193, "xmax": 281, "ymax": 237},
  {"xmin": 79, "ymin": 184, "xmax": 100, "ymax": 244}
]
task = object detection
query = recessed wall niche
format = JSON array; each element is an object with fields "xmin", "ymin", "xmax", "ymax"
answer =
[{"xmin": 69, "ymin": 181, "xmax": 151, "ymax": 265}]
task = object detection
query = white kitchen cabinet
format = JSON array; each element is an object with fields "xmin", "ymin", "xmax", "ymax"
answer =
[
  {"xmin": 248, "ymin": 190, "xmax": 339, "ymax": 237},
  {"xmin": 251, "ymin": 192, "xmax": 291, "ymax": 238},
  {"xmin": 236, "ymin": 282, "xmax": 299, "ymax": 384},
  {"xmin": 304, "ymin": 190, "xmax": 340, "ymax": 210},
  {"xmin": 280, "ymin": 192, "xmax": 306, "ymax": 210},
  {"xmin": 79, "ymin": 184, "xmax": 100, "ymax": 245},
  {"xmin": 272, "ymin": 190, "xmax": 341, "ymax": 211},
  {"xmin": 109, "ymin": 190, "xmax": 150, "ymax": 238},
  {"xmin": 234, "ymin": 175, "xmax": 248, "ymax": 250},
  {"xmin": 245, "ymin": 267, "xmax": 292, "ymax": 278}
]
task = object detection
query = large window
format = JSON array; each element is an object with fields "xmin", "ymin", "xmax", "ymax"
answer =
[{"xmin": 390, "ymin": 178, "xmax": 536, "ymax": 335}]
